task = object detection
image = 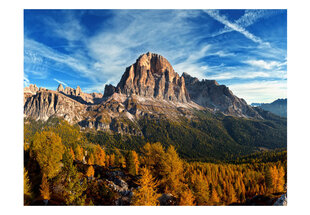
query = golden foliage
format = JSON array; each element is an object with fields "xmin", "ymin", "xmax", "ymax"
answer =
[
  {"xmin": 70, "ymin": 147, "xmax": 75, "ymax": 160},
  {"xmin": 40, "ymin": 174, "xmax": 50, "ymax": 200},
  {"xmin": 94, "ymin": 145, "xmax": 105, "ymax": 166},
  {"xmin": 179, "ymin": 186, "xmax": 195, "ymax": 206},
  {"xmin": 75, "ymin": 145, "xmax": 84, "ymax": 162},
  {"xmin": 132, "ymin": 167, "xmax": 159, "ymax": 206},
  {"xmin": 32, "ymin": 131, "xmax": 65, "ymax": 178},
  {"xmin": 24, "ymin": 168, "xmax": 32, "ymax": 197},
  {"xmin": 86, "ymin": 165, "xmax": 95, "ymax": 178}
]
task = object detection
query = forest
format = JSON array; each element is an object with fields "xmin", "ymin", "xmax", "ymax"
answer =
[{"xmin": 24, "ymin": 118, "xmax": 287, "ymax": 206}]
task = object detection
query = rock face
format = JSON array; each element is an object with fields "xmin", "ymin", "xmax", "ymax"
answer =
[
  {"xmin": 24, "ymin": 84, "xmax": 39, "ymax": 104},
  {"xmin": 56, "ymin": 84, "xmax": 64, "ymax": 92},
  {"xmin": 24, "ymin": 52, "xmax": 269, "ymax": 134},
  {"xmin": 116, "ymin": 52, "xmax": 190, "ymax": 103},
  {"xmin": 24, "ymin": 90, "xmax": 86, "ymax": 123},
  {"xmin": 182, "ymin": 72, "xmax": 261, "ymax": 118},
  {"xmin": 56, "ymin": 84, "xmax": 103, "ymax": 104}
]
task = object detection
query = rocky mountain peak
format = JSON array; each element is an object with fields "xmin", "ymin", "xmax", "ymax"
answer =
[
  {"xmin": 76, "ymin": 86, "xmax": 82, "ymax": 96},
  {"xmin": 116, "ymin": 52, "xmax": 190, "ymax": 103},
  {"xmin": 24, "ymin": 84, "xmax": 39, "ymax": 95},
  {"xmin": 56, "ymin": 84, "xmax": 64, "ymax": 92},
  {"xmin": 182, "ymin": 72, "xmax": 260, "ymax": 118}
]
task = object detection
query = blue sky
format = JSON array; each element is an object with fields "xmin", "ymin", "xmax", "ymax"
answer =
[{"xmin": 24, "ymin": 9, "xmax": 287, "ymax": 103}]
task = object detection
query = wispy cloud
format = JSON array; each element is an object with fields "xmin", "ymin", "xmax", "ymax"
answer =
[
  {"xmin": 211, "ymin": 10, "xmax": 282, "ymax": 38},
  {"xmin": 229, "ymin": 80, "xmax": 287, "ymax": 104},
  {"xmin": 53, "ymin": 78, "xmax": 67, "ymax": 86},
  {"xmin": 24, "ymin": 75, "xmax": 30, "ymax": 87},
  {"xmin": 204, "ymin": 10, "xmax": 270, "ymax": 47},
  {"xmin": 24, "ymin": 38, "xmax": 97, "ymax": 82},
  {"xmin": 244, "ymin": 60, "xmax": 286, "ymax": 70}
]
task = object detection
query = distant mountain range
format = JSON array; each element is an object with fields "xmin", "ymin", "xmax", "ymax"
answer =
[
  {"xmin": 251, "ymin": 99, "xmax": 287, "ymax": 118},
  {"xmin": 24, "ymin": 52, "xmax": 286, "ymax": 161}
]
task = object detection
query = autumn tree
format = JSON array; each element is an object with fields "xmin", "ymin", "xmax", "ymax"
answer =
[
  {"xmin": 179, "ymin": 186, "xmax": 195, "ymax": 206},
  {"xmin": 160, "ymin": 145, "xmax": 184, "ymax": 196},
  {"xmin": 31, "ymin": 131, "xmax": 65, "ymax": 178},
  {"xmin": 190, "ymin": 170, "xmax": 209, "ymax": 205},
  {"xmin": 126, "ymin": 150, "xmax": 140, "ymax": 176},
  {"xmin": 265, "ymin": 167, "xmax": 273, "ymax": 193},
  {"xmin": 94, "ymin": 145, "xmax": 105, "ymax": 166},
  {"xmin": 61, "ymin": 151, "xmax": 87, "ymax": 205},
  {"xmin": 132, "ymin": 167, "xmax": 159, "ymax": 206},
  {"xmin": 24, "ymin": 168, "xmax": 32, "ymax": 205},
  {"xmin": 114, "ymin": 148, "xmax": 125, "ymax": 168},
  {"xmin": 86, "ymin": 165, "xmax": 95, "ymax": 179},
  {"xmin": 70, "ymin": 147, "xmax": 75, "ymax": 160},
  {"xmin": 40, "ymin": 174, "xmax": 50, "ymax": 201},
  {"xmin": 276, "ymin": 166, "xmax": 286, "ymax": 192},
  {"xmin": 210, "ymin": 187, "xmax": 221, "ymax": 205},
  {"xmin": 141, "ymin": 142, "xmax": 165, "ymax": 179},
  {"xmin": 75, "ymin": 145, "xmax": 84, "ymax": 162},
  {"xmin": 227, "ymin": 183, "xmax": 238, "ymax": 204},
  {"xmin": 87, "ymin": 153, "xmax": 94, "ymax": 165}
]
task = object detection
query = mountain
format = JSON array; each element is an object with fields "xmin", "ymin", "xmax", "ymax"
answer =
[
  {"xmin": 251, "ymin": 99, "xmax": 287, "ymax": 118},
  {"xmin": 57, "ymin": 84, "xmax": 104, "ymax": 104},
  {"xmin": 24, "ymin": 52, "xmax": 287, "ymax": 161},
  {"xmin": 182, "ymin": 72, "xmax": 261, "ymax": 118},
  {"xmin": 116, "ymin": 52, "xmax": 190, "ymax": 103}
]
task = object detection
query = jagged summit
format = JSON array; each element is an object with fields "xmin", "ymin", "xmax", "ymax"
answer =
[
  {"xmin": 56, "ymin": 84, "xmax": 64, "ymax": 92},
  {"xmin": 182, "ymin": 72, "xmax": 260, "ymax": 118},
  {"xmin": 115, "ymin": 52, "xmax": 190, "ymax": 103}
]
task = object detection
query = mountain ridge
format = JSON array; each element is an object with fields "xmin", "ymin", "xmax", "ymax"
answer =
[{"xmin": 24, "ymin": 52, "xmax": 278, "ymax": 133}]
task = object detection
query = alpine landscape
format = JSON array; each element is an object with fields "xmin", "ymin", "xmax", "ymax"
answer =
[{"xmin": 23, "ymin": 9, "xmax": 287, "ymax": 206}]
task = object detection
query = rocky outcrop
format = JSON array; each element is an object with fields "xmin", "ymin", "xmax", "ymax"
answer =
[
  {"xmin": 56, "ymin": 84, "xmax": 64, "ymax": 92},
  {"xmin": 24, "ymin": 84, "xmax": 39, "ymax": 104},
  {"xmin": 56, "ymin": 84, "xmax": 103, "ymax": 104},
  {"xmin": 158, "ymin": 193, "xmax": 177, "ymax": 205},
  {"xmin": 103, "ymin": 84, "xmax": 117, "ymax": 98},
  {"xmin": 24, "ymin": 84, "xmax": 38, "ymax": 95},
  {"xmin": 24, "ymin": 90, "xmax": 86, "ymax": 123},
  {"xmin": 273, "ymin": 193, "xmax": 287, "ymax": 206},
  {"xmin": 182, "ymin": 72, "xmax": 261, "ymax": 118},
  {"xmin": 117, "ymin": 52, "xmax": 190, "ymax": 103}
]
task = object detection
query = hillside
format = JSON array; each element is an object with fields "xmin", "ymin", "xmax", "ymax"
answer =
[{"xmin": 251, "ymin": 99, "xmax": 287, "ymax": 118}]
